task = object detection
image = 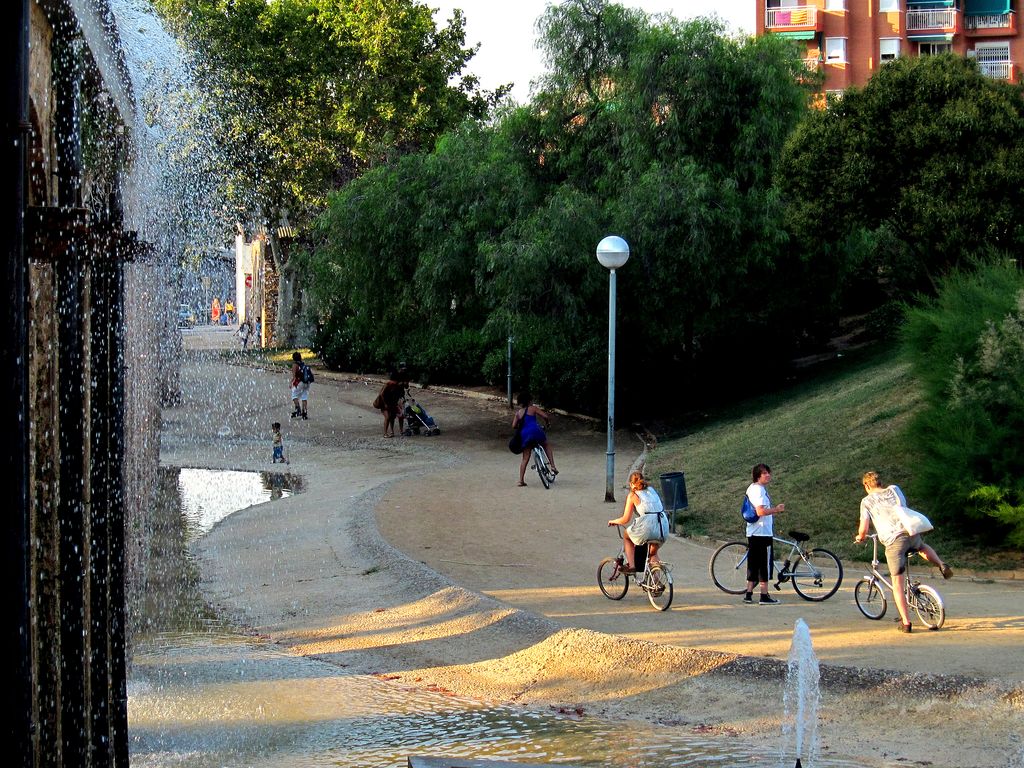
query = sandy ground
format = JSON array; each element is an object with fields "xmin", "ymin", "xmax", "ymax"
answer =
[{"xmin": 169, "ymin": 326, "xmax": 1024, "ymax": 768}]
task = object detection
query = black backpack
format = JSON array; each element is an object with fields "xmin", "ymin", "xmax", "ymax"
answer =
[{"xmin": 300, "ymin": 362, "xmax": 315, "ymax": 384}]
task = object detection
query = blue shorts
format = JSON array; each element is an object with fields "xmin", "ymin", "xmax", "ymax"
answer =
[{"xmin": 273, "ymin": 446, "xmax": 284, "ymax": 461}]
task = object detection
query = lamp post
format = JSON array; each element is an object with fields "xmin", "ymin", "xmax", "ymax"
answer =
[{"xmin": 596, "ymin": 235, "xmax": 629, "ymax": 502}]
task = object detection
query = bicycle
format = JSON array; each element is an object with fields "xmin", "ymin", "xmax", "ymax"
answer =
[
  {"xmin": 853, "ymin": 534, "xmax": 945, "ymax": 630},
  {"xmin": 598, "ymin": 526, "xmax": 673, "ymax": 611},
  {"xmin": 527, "ymin": 436, "xmax": 557, "ymax": 489},
  {"xmin": 709, "ymin": 529, "xmax": 843, "ymax": 601}
]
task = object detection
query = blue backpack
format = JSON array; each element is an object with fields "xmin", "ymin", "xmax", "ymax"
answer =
[
  {"xmin": 300, "ymin": 362, "xmax": 315, "ymax": 384},
  {"xmin": 741, "ymin": 495, "xmax": 759, "ymax": 523}
]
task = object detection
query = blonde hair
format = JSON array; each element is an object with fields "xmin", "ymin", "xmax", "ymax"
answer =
[
  {"xmin": 628, "ymin": 471, "xmax": 649, "ymax": 490},
  {"xmin": 862, "ymin": 471, "xmax": 881, "ymax": 489}
]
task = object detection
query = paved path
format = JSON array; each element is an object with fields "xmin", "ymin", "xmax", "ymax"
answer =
[{"xmin": 169, "ymin": 326, "xmax": 1024, "ymax": 768}]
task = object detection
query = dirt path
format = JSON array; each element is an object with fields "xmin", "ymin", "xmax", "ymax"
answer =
[{"xmin": 171, "ymin": 331, "xmax": 1024, "ymax": 768}]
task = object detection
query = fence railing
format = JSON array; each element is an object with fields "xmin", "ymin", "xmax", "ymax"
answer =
[
  {"xmin": 965, "ymin": 12, "xmax": 1013, "ymax": 30},
  {"xmin": 906, "ymin": 8, "xmax": 957, "ymax": 29},
  {"xmin": 766, "ymin": 5, "xmax": 818, "ymax": 28},
  {"xmin": 979, "ymin": 60, "xmax": 1013, "ymax": 79}
]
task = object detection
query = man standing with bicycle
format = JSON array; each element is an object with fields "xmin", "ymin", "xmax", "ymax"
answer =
[
  {"xmin": 855, "ymin": 471, "xmax": 953, "ymax": 633},
  {"xmin": 743, "ymin": 463, "xmax": 784, "ymax": 605}
]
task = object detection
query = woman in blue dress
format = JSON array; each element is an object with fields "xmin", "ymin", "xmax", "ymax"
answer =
[{"xmin": 511, "ymin": 391, "xmax": 557, "ymax": 486}]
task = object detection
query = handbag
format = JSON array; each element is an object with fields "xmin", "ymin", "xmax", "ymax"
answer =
[
  {"xmin": 508, "ymin": 428, "xmax": 523, "ymax": 454},
  {"xmin": 372, "ymin": 392, "xmax": 383, "ymax": 410},
  {"xmin": 897, "ymin": 506, "xmax": 934, "ymax": 535},
  {"xmin": 741, "ymin": 495, "xmax": 759, "ymax": 523}
]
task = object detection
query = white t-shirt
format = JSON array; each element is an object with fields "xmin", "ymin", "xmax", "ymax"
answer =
[
  {"xmin": 860, "ymin": 484, "xmax": 908, "ymax": 546},
  {"xmin": 745, "ymin": 482, "xmax": 773, "ymax": 537}
]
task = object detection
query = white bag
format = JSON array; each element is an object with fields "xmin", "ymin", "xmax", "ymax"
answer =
[{"xmin": 898, "ymin": 506, "xmax": 934, "ymax": 536}]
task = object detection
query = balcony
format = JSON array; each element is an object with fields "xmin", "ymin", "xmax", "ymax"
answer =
[
  {"xmin": 978, "ymin": 60, "xmax": 1016, "ymax": 79},
  {"xmin": 906, "ymin": 8, "xmax": 961, "ymax": 35},
  {"xmin": 965, "ymin": 12, "xmax": 1018, "ymax": 36},
  {"xmin": 765, "ymin": 5, "xmax": 822, "ymax": 33}
]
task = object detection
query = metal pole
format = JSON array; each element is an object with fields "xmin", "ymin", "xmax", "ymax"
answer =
[
  {"xmin": 605, "ymin": 269, "xmax": 617, "ymax": 502},
  {"xmin": 507, "ymin": 335, "xmax": 513, "ymax": 408}
]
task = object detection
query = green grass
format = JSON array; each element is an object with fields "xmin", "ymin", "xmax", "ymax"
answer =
[{"xmin": 648, "ymin": 347, "xmax": 1022, "ymax": 572}]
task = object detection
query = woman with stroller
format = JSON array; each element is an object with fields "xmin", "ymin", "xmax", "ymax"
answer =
[
  {"xmin": 379, "ymin": 371, "xmax": 405, "ymax": 438},
  {"xmin": 511, "ymin": 391, "xmax": 557, "ymax": 486}
]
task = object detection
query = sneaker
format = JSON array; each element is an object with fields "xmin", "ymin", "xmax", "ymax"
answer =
[
  {"xmin": 940, "ymin": 564, "xmax": 953, "ymax": 580},
  {"xmin": 301, "ymin": 412, "xmax": 308, "ymax": 420},
  {"xmin": 742, "ymin": 593, "xmax": 753, "ymax": 604},
  {"xmin": 759, "ymin": 594, "xmax": 780, "ymax": 605},
  {"xmin": 898, "ymin": 622, "xmax": 913, "ymax": 633},
  {"xmin": 290, "ymin": 410, "xmax": 300, "ymax": 418}
]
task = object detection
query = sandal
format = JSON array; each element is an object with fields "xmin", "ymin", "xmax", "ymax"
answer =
[{"xmin": 517, "ymin": 481, "xmax": 527, "ymax": 487}]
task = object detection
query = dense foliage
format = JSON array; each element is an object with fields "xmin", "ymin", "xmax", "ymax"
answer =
[
  {"xmin": 153, "ymin": 0, "xmax": 497, "ymax": 216},
  {"xmin": 310, "ymin": 0, "xmax": 814, "ymax": 414},
  {"xmin": 779, "ymin": 55, "xmax": 1024, "ymax": 324},
  {"xmin": 902, "ymin": 265, "xmax": 1024, "ymax": 544}
]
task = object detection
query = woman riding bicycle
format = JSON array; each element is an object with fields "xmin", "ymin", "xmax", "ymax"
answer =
[
  {"xmin": 607, "ymin": 471, "xmax": 668, "ymax": 573},
  {"xmin": 512, "ymin": 391, "xmax": 557, "ymax": 486}
]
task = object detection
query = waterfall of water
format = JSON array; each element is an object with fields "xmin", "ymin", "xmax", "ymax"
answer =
[{"xmin": 780, "ymin": 618, "xmax": 821, "ymax": 768}]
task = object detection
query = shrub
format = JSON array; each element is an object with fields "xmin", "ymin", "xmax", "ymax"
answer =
[{"xmin": 902, "ymin": 264, "xmax": 1024, "ymax": 544}]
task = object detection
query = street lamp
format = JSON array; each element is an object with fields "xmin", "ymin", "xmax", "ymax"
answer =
[{"xmin": 596, "ymin": 235, "xmax": 629, "ymax": 502}]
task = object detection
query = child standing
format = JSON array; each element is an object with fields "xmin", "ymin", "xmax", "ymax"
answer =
[{"xmin": 271, "ymin": 422, "xmax": 288, "ymax": 464}]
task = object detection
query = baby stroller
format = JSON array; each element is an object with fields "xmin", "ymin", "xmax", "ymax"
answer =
[{"xmin": 402, "ymin": 398, "xmax": 440, "ymax": 436}]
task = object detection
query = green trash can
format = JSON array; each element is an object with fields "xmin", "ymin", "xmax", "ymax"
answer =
[{"xmin": 659, "ymin": 471, "xmax": 688, "ymax": 512}]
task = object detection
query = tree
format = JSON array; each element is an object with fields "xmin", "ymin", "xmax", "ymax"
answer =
[
  {"xmin": 779, "ymin": 55, "xmax": 1024, "ymax": 308},
  {"xmin": 310, "ymin": 1, "xmax": 815, "ymax": 413},
  {"xmin": 152, "ymin": 0, "xmax": 502, "ymax": 342}
]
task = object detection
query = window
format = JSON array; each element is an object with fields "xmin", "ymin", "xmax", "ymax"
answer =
[
  {"xmin": 825, "ymin": 37, "xmax": 847, "ymax": 63},
  {"xmin": 919, "ymin": 42, "xmax": 952, "ymax": 56},
  {"xmin": 826, "ymin": 0, "xmax": 846, "ymax": 10},
  {"xmin": 879, "ymin": 0, "xmax": 899, "ymax": 11},
  {"xmin": 880, "ymin": 38, "xmax": 901, "ymax": 61}
]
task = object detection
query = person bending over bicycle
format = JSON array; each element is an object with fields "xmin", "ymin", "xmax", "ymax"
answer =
[
  {"xmin": 512, "ymin": 391, "xmax": 557, "ymax": 487},
  {"xmin": 607, "ymin": 471, "xmax": 668, "ymax": 573},
  {"xmin": 855, "ymin": 471, "xmax": 953, "ymax": 633}
]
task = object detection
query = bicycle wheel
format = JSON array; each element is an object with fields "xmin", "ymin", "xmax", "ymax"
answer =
[
  {"xmin": 646, "ymin": 565, "xmax": 673, "ymax": 611},
  {"xmin": 791, "ymin": 548, "xmax": 844, "ymax": 601},
  {"xmin": 709, "ymin": 542, "xmax": 750, "ymax": 594},
  {"xmin": 854, "ymin": 577, "xmax": 887, "ymax": 620},
  {"xmin": 534, "ymin": 448, "xmax": 551, "ymax": 489},
  {"xmin": 910, "ymin": 583, "xmax": 945, "ymax": 630},
  {"xmin": 598, "ymin": 557, "xmax": 629, "ymax": 600}
]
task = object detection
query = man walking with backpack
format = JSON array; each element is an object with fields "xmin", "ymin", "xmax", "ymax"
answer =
[{"xmin": 290, "ymin": 351, "xmax": 314, "ymax": 420}]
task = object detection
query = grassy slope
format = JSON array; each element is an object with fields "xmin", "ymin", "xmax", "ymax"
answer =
[{"xmin": 647, "ymin": 347, "xmax": 1019, "ymax": 571}]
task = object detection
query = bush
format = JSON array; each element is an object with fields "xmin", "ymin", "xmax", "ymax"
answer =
[{"xmin": 902, "ymin": 264, "xmax": 1024, "ymax": 544}]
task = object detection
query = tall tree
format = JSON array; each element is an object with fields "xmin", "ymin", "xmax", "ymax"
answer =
[
  {"xmin": 152, "ymin": 0, "xmax": 502, "ymax": 341},
  {"xmin": 779, "ymin": 54, "xmax": 1024, "ymax": 306}
]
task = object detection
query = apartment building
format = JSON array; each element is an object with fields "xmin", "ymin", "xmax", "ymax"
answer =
[{"xmin": 756, "ymin": 0, "xmax": 1022, "ymax": 94}]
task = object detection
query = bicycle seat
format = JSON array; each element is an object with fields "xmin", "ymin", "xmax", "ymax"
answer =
[{"xmin": 788, "ymin": 530, "xmax": 810, "ymax": 542}]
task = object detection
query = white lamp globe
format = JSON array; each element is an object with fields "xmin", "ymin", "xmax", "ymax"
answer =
[{"xmin": 596, "ymin": 235, "xmax": 630, "ymax": 270}]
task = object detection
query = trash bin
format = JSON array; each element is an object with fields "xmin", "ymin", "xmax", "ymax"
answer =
[{"xmin": 659, "ymin": 471, "xmax": 688, "ymax": 511}]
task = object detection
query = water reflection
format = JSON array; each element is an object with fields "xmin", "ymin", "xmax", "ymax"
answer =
[
  {"xmin": 130, "ymin": 468, "xmax": 867, "ymax": 768},
  {"xmin": 177, "ymin": 467, "xmax": 304, "ymax": 536}
]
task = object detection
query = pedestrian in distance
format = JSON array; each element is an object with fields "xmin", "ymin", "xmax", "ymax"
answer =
[
  {"xmin": 855, "ymin": 471, "xmax": 953, "ymax": 633},
  {"xmin": 271, "ymin": 422, "xmax": 288, "ymax": 464},
  {"xmin": 237, "ymin": 318, "xmax": 252, "ymax": 350},
  {"xmin": 379, "ymin": 371, "xmax": 405, "ymax": 437},
  {"xmin": 511, "ymin": 391, "xmax": 556, "ymax": 486},
  {"xmin": 290, "ymin": 351, "xmax": 313, "ymax": 420},
  {"xmin": 743, "ymin": 463, "xmax": 784, "ymax": 605}
]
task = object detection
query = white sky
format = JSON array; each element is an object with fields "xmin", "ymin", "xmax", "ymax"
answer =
[{"xmin": 431, "ymin": 1, "xmax": 756, "ymax": 103}]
